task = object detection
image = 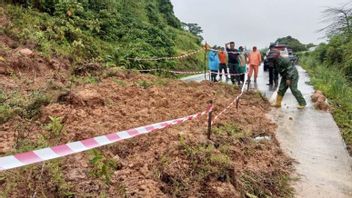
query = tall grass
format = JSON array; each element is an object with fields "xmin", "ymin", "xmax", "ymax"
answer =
[{"xmin": 300, "ymin": 55, "xmax": 352, "ymax": 149}]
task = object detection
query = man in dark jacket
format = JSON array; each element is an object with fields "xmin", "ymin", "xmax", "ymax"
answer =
[
  {"xmin": 225, "ymin": 42, "xmax": 240, "ymax": 85},
  {"xmin": 267, "ymin": 43, "xmax": 279, "ymax": 87},
  {"xmin": 269, "ymin": 50, "xmax": 307, "ymax": 109}
]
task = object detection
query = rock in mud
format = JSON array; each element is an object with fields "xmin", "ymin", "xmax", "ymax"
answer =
[
  {"xmin": 18, "ymin": 48, "xmax": 33, "ymax": 56},
  {"xmin": 311, "ymin": 90, "xmax": 330, "ymax": 111},
  {"xmin": 68, "ymin": 89, "xmax": 104, "ymax": 106}
]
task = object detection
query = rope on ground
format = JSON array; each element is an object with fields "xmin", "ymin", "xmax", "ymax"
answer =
[{"xmin": 127, "ymin": 48, "xmax": 203, "ymax": 61}]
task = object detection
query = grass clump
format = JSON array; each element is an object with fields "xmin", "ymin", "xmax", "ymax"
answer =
[
  {"xmin": 88, "ymin": 149, "xmax": 119, "ymax": 184},
  {"xmin": 239, "ymin": 170, "xmax": 294, "ymax": 198},
  {"xmin": 300, "ymin": 54, "xmax": 352, "ymax": 153},
  {"xmin": 0, "ymin": 104, "xmax": 14, "ymax": 124}
]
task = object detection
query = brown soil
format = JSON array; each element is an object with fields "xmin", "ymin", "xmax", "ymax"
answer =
[
  {"xmin": 0, "ymin": 20, "xmax": 293, "ymax": 198},
  {"xmin": 311, "ymin": 90, "xmax": 330, "ymax": 111}
]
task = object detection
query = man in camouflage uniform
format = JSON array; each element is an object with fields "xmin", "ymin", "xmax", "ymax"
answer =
[{"xmin": 269, "ymin": 50, "xmax": 307, "ymax": 109}]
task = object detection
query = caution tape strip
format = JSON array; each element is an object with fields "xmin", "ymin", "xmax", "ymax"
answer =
[
  {"xmin": 128, "ymin": 49, "xmax": 203, "ymax": 61},
  {"xmin": 137, "ymin": 69, "xmax": 243, "ymax": 76},
  {"xmin": 209, "ymin": 71, "xmax": 246, "ymax": 77},
  {"xmin": 135, "ymin": 69, "xmax": 204, "ymax": 75},
  {"xmin": 0, "ymin": 106, "xmax": 212, "ymax": 171},
  {"xmin": 164, "ymin": 70, "xmax": 204, "ymax": 75},
  {"xmin": 209, "ymin": 48, "xmax": 241, "ymax": 55},
  {"xmin": 212, "ymin": 72, "xmax": 248, "ymax": 124}
]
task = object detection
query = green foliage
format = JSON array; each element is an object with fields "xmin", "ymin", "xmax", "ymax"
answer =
[
  {"xmin": 0, "ymin": 90, "xmax": 50, "ymax": 123},
  {"xmin": 307, "ymin": 35, "xmax": 352, "ymax": 80},
  {"xmin": 89, "ymin": 149, "xmax": 118, "ymax": 184},
  {"xmin": 275, "ymin": 36, "xmax": 307, "ymax": 52},
  {"xmin": 45, "ymin": 116, "xmax": 64, "ymax": 138},
  {"xmin": 70, "ymin": 75, "xmax": 100, "ymax": 85},
  {"xmin": 214, "ymin": 123, "xmax": 243, "ymax": 137},
  {"xmin": 158, "ymin": 0, "xmax": 181, "ymax": 28},
  {"xmin": 24, "ymin": 91, "xmax": 50, "ymax": 118},
  {"xmin": 0, "ymin": 104, "xmax": 14, "ymax": 124},
  {"xmin": 300, "ymin": 54, "xmax": 352, "ymax": 149},
  {"xmin": 2, "ymin": 1, "xmax": 203, "ymax": 70},
  {"xmin": 47, "ymin": 161, "xmax": 74, "ymax": 197},
  {"xmin": 136, "ymin": 80, "xmax": 152, "ymax": 89},
  {"xmin": 179, "ymin": 136, "xmax": 232, "ymax": 182},
  {"xmin": 182, "ymin": 22, "xmax": 203, "ymax": 42}
]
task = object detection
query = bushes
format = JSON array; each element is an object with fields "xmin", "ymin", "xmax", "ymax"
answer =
[
  {"xmin": 2, "ymin": 1, "xmax": 203, "ymax": 70},
  {"xmin": 300, "ymin": 53, "xmax": 352, "ymax": 152},
  {"xmin": 309, "ymin": 35, "xmax": 352, "ymax": 80}
]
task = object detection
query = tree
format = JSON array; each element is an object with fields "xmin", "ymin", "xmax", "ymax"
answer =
[
  {"xmin": 182, "ymin": 22, "xmax": 203, "ymax": 41},
  {"xmin": 320, "ymin": 3, "xmax": 352, "ymax": 37},
  {"xmin": 275, "ymin": 36, "xmax": 307, "ymax": 52},
  {"xmin": 158, "ymin": 0, "xmax": 181, "ymax": 29}
]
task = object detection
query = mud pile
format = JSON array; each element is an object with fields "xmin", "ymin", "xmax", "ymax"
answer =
[
  {"xmin": 0, "ymin": 23, "xmax": 293, "ymax": 198},
  {"xmin": 311, "ymin": 90, "xmax": 330, "ymax": 111}
]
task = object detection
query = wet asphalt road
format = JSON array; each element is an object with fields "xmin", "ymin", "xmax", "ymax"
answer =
[{"xmin": 182, "ymin": 66, "xmax": 352, "ymax": 198}]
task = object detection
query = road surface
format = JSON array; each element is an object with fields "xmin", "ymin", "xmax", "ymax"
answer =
[{"xmin": 182, "ymin": 66, "xmax": 352, "ymax": 198}]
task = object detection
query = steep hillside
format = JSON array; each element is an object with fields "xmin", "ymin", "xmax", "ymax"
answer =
[{"xmin": 0, "ymin": 1, "xmax": 203, "ymax": 71}]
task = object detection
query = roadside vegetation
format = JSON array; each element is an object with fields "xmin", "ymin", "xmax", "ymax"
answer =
[
  {"xmin": 0, "ymin": 1, "xmax": 204, "ymax": 71},
  {"xmin": 298, "ymin": 3, "xmax": 352, "ymax": 154}
]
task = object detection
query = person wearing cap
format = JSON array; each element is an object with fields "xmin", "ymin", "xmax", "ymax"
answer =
[
  {"xmin": 208, "ymin": 46, "xmax": 220, "ymax": 82},
  {"xmin": 225, "ymin": 42, "xmax": 240, "ymax": 85},
  {"xmin": 267, "ymin": 43, "xmax": 279, "ymax": 87},
  {"xmin": 238, "ymin": 46, "xmax": 247, "ymax": 84},
  {"xmin": 218, "ymin": 47, "xmax": 228, "ymax": 81},
  {"xmin": 247, "ymin": 46, "xmax": 262, "ymax": 84},
  {"xmin": 269, "ymin": 50, "xmax": 307, "ymax": 109}
]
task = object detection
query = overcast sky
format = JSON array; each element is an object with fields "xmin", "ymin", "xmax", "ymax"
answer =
[{"xmin": 171, "ymin": 0, "xmax": 349, "ymax": 49}]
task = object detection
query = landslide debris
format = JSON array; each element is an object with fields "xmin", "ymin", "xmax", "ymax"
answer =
[{"xmin": 0, "ymin": 18, "xmax": 293, "ymax": 198}]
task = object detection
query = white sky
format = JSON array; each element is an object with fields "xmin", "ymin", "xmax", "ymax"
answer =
[{"xmin": 171, "ymin": 0, "xmax": 349, "ymax": 49}]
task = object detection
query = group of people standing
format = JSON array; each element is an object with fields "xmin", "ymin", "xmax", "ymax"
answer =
[
  {"xmin": 207, "ymin": 42, "xmax": 262, "ymax": 86},
  {"xmin": 207, "ymin": 42, "xmax": 307, "ymax": 109}
]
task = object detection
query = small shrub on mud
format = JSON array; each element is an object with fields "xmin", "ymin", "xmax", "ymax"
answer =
[
  {"xmin": 0, "ymin": 91, "xmax": 51, "ymax": 121},
  {"xmin": 214, "ymin": 123, "xmax": 242, "ymax": 137},
  {"xmin": 45, "ymin": 116, "xmax": 64, "ymax": 138},
  {"xmin": 70, "ymin": 75, "xmax": 100, "ymax": 85},
  {"xmin": 47, "ymin": 161, "xmax": 74, "ymax": 197},
  {"xmin": 88, "ymin": 149, "xmax": 120, "ymax": 184},
  {"xmin": 179, "ymin": 136, "xmax": 234, "ymax": 182},
  {"xmin": 0, "ymin": 104, "xmax": 14, "ymax": 124},
  {"xmin": 136, "ymin": 80, "xmax": 152, "ymax": 89},
  {"xmin": 24, "ymin": 91, "xmax": 50, "ymax": 119}
]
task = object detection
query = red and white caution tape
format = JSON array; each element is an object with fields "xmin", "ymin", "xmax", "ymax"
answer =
[
  {"xmin": 212, "ymin": 72, "xmax": 248, "ymax": 124},
  {"xmin": 128, "ymin": 49, "xmax": 203, "ymax": 61},
  {"xmin": 0, "ymin": 106, "xmax": 212, "ymax": 171},
  {"xmin": 209, "ymin": 70, "xmax": 245, "ymax": 77},
  {"xmin": 136, "ymin": 69, "xmax": 204, "ymax": 75},
  {"xmin": 164, "ymin": 70, "xmax": 204, "ymax": 75}
]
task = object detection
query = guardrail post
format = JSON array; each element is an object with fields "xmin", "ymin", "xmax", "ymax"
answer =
[{"xmin": 207, "ymin": 100, "xmax": 213, "ymax": 140}]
